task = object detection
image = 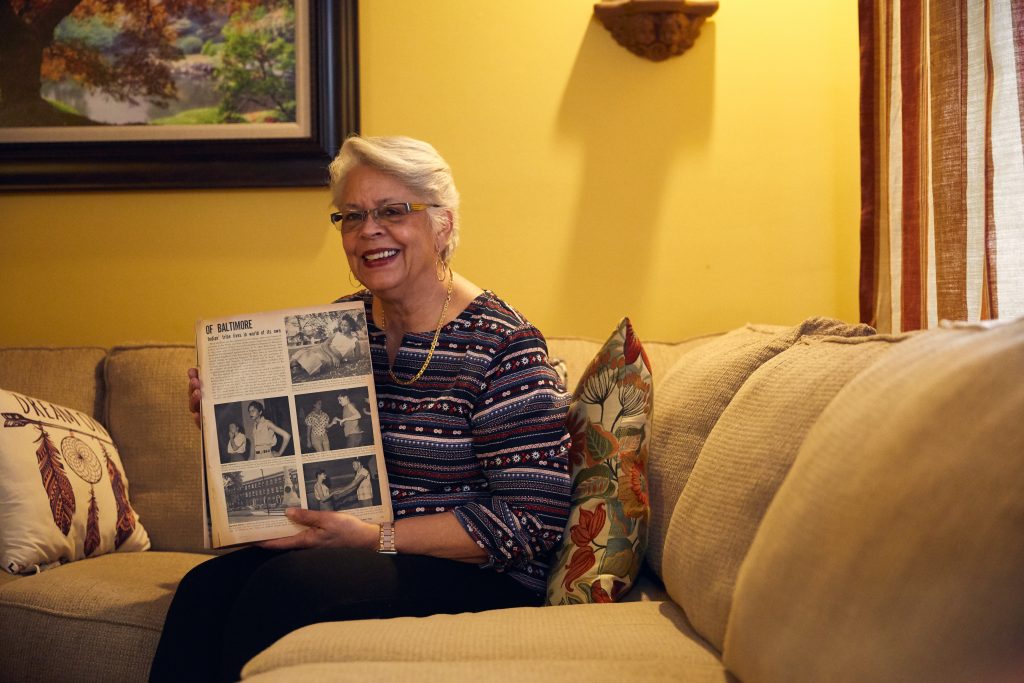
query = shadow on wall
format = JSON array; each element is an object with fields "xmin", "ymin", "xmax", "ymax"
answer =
[{"xmin": 555, "ymin": 18, "xmax": 716, "ymax": 323}]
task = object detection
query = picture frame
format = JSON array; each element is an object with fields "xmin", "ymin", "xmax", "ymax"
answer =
[{"xmin": 0, "ymin": 0, "xmax": 358, "ymax": 192}]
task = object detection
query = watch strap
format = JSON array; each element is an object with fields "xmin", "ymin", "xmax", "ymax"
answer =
[{"xmin": 378, "ymin": 521, "xmax": 397, "ymax": 554}]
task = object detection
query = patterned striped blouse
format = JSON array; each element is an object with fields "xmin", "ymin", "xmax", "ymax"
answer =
[{"xmin": 337, "ymin": 290, "xmax": 572, "ymax": 593}]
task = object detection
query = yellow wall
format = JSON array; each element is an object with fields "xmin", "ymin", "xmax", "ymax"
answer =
[{"xmin": 0, "ymin": 1, "xmax": 860, "ymax": 347}]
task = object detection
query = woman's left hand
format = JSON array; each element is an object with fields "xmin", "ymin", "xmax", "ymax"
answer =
[{"xmin": 257, "ymin": 508, "xmax": 377, "ymax": 551}]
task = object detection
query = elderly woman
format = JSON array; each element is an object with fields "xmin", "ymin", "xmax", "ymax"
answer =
[{"xmin": 152, "ymin": 136, "xmax": 572, "ymax": 683}]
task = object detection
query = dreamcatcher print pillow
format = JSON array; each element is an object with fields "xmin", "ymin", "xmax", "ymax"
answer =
[{"xmin": 0, "ymin": 388, "xmax": 150, "ymax": 574}]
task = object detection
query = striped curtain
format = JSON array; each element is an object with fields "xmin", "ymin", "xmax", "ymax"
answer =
[{"xmin": 859, "ymin": 0, "xmax": 1024, "ymax": 332}]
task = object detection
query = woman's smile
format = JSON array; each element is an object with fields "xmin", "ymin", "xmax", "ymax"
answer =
[{"xmin": 362, "ymin": 248, "xmax": 400, "ymax": 267}]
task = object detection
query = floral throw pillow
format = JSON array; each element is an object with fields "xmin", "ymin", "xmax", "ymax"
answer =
[
  {"xmin": 546, "ymin": 318, "xmax": 653, "ymax": 604},
  {"xmin": 0, "ymin": 388, "xmax": 150, "ymax": 574}
]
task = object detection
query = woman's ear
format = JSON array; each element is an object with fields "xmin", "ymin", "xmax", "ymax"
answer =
[{"xmin": 434, "ymin": 209, "xmax": 454, "ymax": 253}]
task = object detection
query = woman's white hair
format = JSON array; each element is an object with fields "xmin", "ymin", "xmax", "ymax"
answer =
[{"xmin": 329, "ymin": 135, "xmax": 461, "ymax": 264}]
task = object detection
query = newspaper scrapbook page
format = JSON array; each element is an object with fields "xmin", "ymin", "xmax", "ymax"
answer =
[{"xmin": 195, "ymin": 301, "xmax": 392, "ymax": 548}]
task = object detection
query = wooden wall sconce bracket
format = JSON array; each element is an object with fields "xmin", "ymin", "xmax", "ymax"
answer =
[{"xmin": 593, "ymin": 0, "xmax": 719, "ymax": 61}]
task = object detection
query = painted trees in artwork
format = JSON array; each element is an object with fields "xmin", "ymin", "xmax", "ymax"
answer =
[
  {"xmin": 214, "ymin": 3, "xmax": 296, "ymax": 122},
  {"xmin": 0, "ymin": 0, "xmax": 296, "ymax": 127}
]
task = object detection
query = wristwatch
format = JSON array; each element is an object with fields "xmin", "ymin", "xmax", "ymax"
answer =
[{"xmin": 378, "ymin": 521, "xmax": 397, "ymax": 554}]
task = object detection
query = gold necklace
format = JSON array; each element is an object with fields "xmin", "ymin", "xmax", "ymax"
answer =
[{"xmin": 380, "ymin": 271, "xmax": 454, "ymax": 385}]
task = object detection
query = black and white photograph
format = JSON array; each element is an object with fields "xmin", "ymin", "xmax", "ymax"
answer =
[
  {"xmin": 286, "ymin": 309, "xmax": 371, "ymax": 384},
  {"xmin": 302, "ymin": 456, "xmax": 382, "ymax": 512},
  {"xmin": 213, "ymin": 396, "xmax": 295, "ymax": 463},
  {"xmin": 223, "ymin": 465, "xmax": 301, "ymax": 525},
  {"xmin": 294, "ymin": 387, "xmax": 375, "ymax": 454}
]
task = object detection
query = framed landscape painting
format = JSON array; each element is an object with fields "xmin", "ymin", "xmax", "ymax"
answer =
[{"xmin": 0, "ymin": 0, "xmax": 358, "ymax": 191}]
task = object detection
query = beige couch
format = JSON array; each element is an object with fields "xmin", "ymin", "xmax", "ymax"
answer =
[{"xmin": 1, "ymin": 317, "xmax": 1022, "ymax": 683}]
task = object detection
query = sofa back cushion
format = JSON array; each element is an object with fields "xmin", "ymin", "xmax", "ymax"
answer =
[
  {"xmin": 661, "ymin": 334, "xmax": 896, "ymax": 650},
  {"xmin": 547, "ymin": 334, "xmax": 717, "ymax": 390},
  {"xmin": 104, "ymin": 344, "xmax": 206, "ymax": 552},
  {"xmin": 0, "ymin": 347, "xmax": 107, "ymax": 420},
  {"xmin": 646, "ymin": 319, "xmax": 874, "ymax": 578},
  {"xmin": 724, "ymin": 318, "xmax": 1024, "ymax": 683}
]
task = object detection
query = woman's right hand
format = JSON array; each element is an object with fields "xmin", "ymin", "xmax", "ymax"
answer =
[
  {"xmin": 258, "ymin": 509, "xmax": 378, "ymax": 551},
  {"xmin": 187, "ymin": 368, "xmax": 202, "ymax": 429}
]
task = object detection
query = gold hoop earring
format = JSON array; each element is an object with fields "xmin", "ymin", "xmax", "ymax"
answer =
[
  {"xmin": 348, "ymin": 271, "xmax": 361, "ymax": 289},
  {"xmin": 435, "ymin": 256, "xmax": 447, "ymax": 282}
]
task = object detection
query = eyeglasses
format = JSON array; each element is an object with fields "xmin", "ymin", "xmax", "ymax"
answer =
[{"xmin": 330, "ymin": 202, "xmax": 440, "ymax": 233}]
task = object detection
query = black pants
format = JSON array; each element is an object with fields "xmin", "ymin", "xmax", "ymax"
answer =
[{"xmin": 148, "ymin": 547, "xmax": 541, "ymax": 682}]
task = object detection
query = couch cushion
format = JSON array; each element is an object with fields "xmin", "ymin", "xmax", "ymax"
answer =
[
  {"xmin": 546, "ymin": 338, "xmax": 602, "ymax": 389},
  {"xmin": 104, "ymin": 344, "xmax": 206, "ymax": 553},
  {"xmin": 0, "ymin": 551, "xmax": 207, "ymax": 682},
  {"xmin": 547, "ymin": 335, "xmax": 716, "ymax": 391},
  {"xmin": 724, "ymin": 318, "xmax": 1024, "ymax": 683},
  {"xmin": 661, "ymin": 333, "xmax": 897, "ymax": 650},
  {"xmin": 242, "ymin": 601, "xmax": 729, "ymax": 682},
  {"xmin": 643, "ymin": 335, "xmax": 723, "ymax": 385},
  {"xmin": 0, "ymin": 347, "xmax": 107, "ymax": 420},
  {"xmin": 646, "ymin": 319, "xmax": 874, "ymax": 578},
  {"xmin": 244, "ymin": 659, "xmax": 723, "ymax": 683}
]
